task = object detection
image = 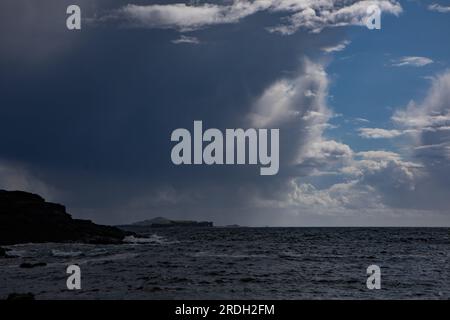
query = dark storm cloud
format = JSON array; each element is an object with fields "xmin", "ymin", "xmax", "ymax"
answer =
[
  {"xmin": 0, "ymin": 0, "xmax": 348, "ymax": 224},
  {"xmin": 2, "ymin": 1, "xmax": 431, "ymax": 226}
]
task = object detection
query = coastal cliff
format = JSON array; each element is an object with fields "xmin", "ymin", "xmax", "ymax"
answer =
[{"xmin": 0, "ymin": 190, "xmax": 129, "ymax": 245}]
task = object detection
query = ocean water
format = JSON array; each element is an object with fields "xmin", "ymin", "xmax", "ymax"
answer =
[{"xmin": 0, "ymin": 227, "xmax": 448, "ymax": 299}]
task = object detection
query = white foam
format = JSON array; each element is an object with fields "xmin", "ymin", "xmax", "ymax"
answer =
[
  {"xmin": 4, "ymin": 249, "xmax": 28, "ymax": 258},
  {"xmin": 124, "ymin": 234, "xmax": 161, "ymax": 244}
]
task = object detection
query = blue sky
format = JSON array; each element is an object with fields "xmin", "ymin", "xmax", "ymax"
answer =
[
  {"xmin": 326, "ymin": 0, "xmax": 450, "ymax": 152},
  {"xmin": 1, "ymin": 0, "xmax": 450, "ymax": 226}
]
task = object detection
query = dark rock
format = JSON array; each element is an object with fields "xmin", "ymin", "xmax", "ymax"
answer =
[
  {"xmin": 19, "ymin": 262, "xmax": 47, "ymax": 269},
  {"xmin": 7, "ymin": 293, "xmax": 35, "ymax": 300},
  {"xmin": 0, "ymin": 190, "xmax": 131, "ymax": 245}
]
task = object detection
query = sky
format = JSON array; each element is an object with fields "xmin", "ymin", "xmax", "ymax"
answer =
[{"xmin": 1, "ymin": 0, "xmax": 450, "ymax": 226}]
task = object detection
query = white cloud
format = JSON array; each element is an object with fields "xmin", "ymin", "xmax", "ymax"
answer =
[
  {"xmin": 171, "ymin": 35, "xmax": 200, "ymax": 44},
  {"xmin": 249, "ymin": 57, "xmax": 331, "ymax": 130},
  {"xmin": 246, "ymin": 56, "xmax": 424, "ymax": 215},
  {"xmin": 284, "ymin": 180, "xmax": 381, "ymax": 209},
  {"xmin": 268, "ymin": 0, "xmax": 402, "ymax": 34},
  {"xmin": 246, "ymin": 55, "xmax": 430, "ymax": 217},
  {"xmin": 356, "ymin": 150, "xmax": 401, "ymax": 160},
  {"xmin": 361, "ymin": 70, "xmax": 450, "ymax": 211},
  {"xmin": 204, "ymin": 63, "xmax": 450, "ymax": 221},
  {"xmin": 344, "ymin": 117, "xmax": 370, "ymax": 125},
  {"xmin": 358, "ymin": 127, "xmax": 403, "ymax": 138},
  {"xmin": 392, "ymin": 71, "xmax": 450, "ymax": 182},
  {"xmin": 111, "ymin": 2, "xmax": 261, "ymax": 31},
  {"xmin": 391, "ymin": 56, "xmax": 434, "ymax": 67},
  {"xmin": 393, "ymin": 109, "xmax": 450, "ymax": 131},
  {"xmin": 300, "ymin": 140, "xmax": 353, "ymax": 167},
  {"xmin": 321, "ymin": 40, "xmax": 351, "ymax": 53},
  {"xmin": 103, "ymin": 1, "xmax": 402, "ymax": 34},
  {"xmin": 308, "ymin": 69, "xmax": 450, "ymax": 216},
  {"xmin": 342, "ymin": 150, "xmax": 422, "ymax": 186},
  {"xmin": 428, "ymin": 3, "xmax": 450, "ymax": 13},
  {"xmin": 247, "ymin": 58, "xmax": 353, "ymax": 178},
  {"xmin": 393, "ymin": 71, "xmax": 450, "ymax": 135}
]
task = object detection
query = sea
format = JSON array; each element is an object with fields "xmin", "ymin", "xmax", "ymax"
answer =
[{"xmin": 0, "ymin": 227, "xmax": 448, "ymax": 299}]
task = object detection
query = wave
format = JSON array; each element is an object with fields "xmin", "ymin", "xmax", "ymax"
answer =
[
  {"xmin": 123, "ymin": 234, "xmax": 168, "ymax": 244},
  {"xmin": 85, "ymin": 248, "xmax": 109, "ymax": 257},
  {"xmin": 193, "ymin": 252, "xmax": 269, "ymax": 259},
  {"xmin": 51, "ymin": 249, "xmax": 83, "ymax": 258},
  {"xmin": 3, "ymin": 249, "xmax": 28, "ymax": 258},
  {"xmin": 75, "ymin": 252, "xmax": 138, "ymax": 265}
]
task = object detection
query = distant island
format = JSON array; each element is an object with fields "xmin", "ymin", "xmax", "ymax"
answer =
[{"xmin": 127, "ymin": 217, "xmax": 213, "ymax": 228}]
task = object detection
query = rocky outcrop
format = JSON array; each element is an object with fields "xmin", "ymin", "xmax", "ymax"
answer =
[{"xmin": 0, "ymin": 190, "xmax": 130, "ymax": 245}]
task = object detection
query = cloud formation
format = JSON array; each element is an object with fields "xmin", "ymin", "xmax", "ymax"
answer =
[
  {"xmin": 393, "ymin": 71, "xmax": 450, "ymax": 159},
  {"xmin": 245, "ymin": 58, "xmax": 426, "ymax": 218},
  {"xmin": 321, "ymin": 40, "xmax": 351, "ymax": 53},
  {"xmin": 171, "ymin": 35, "xmax": 200, "ymax": 44},
  {"xmin": 391, "ymin": 56, "xmax": 434, "ymax": 67},
  {"xmin": 103, "ymin": 0, "xmax": 402, "ymax": 34},
  {"xmin": 243, "ymin": 64, "xmax": 450, "ymax": 220},
  {"xmin": 341, "ymin": 70, "xmax": 450, "ymax": 213},
  {"xmin": 248, "ymin": 58, "xmax": 352, "ymax": 178},
  {"xmin": 428, "ymin": 3, "xmax": 450, "ymax": 13},
  {"xmin": 358, "ymin": 127, "xmax": 403, "ymax": 138},
  {"xmin": 268, "ymin": 0, "xmax": 402, "ymax": 34}
]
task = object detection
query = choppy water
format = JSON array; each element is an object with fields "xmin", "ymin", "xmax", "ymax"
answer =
[{"xmin": 0, "ymin": 228, "xmax": 448, "ymax": 299}]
